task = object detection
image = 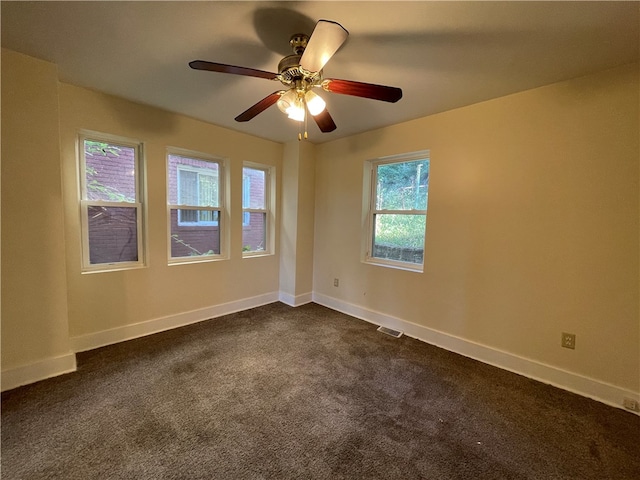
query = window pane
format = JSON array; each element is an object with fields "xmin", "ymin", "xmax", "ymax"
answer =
[
  {"xmin": 198, "ymin": 173, "xmax": 218, "ymax": 207},
  {"xmin": 178, "ymin": 170, "xmax": 197, "ymax": 205},
  {"xmin": 177, "ymin": 208, "xmax": 218, "ymax": 226},
  {"xmin": 376, "ymin": 159, "xmax": 429, "ymax": 211},
  {"xmin": 169, "ymin": 154, "xmax": 219, "ymax": 207},
  {"xmin": 84, "ymin": 140, "xmax": 136, "ymax": 203},
  {"xmin": 170, "ymin": 209, "xmax": 220, "ymax": 257},
  {"xmin": 242, "ymin": 212, "xmax": 266, "ymax": 253},
  {"xmin": 87, "ymin": 206, "xmax": 138, "ymax": 264},
  {"xmin": 372, "ymin": 213, "xmax": 425, "ymax": 264},
  {"xmin": 243, "ymin": 167, "xmax": 266, "ymax": 209},
  {"xmin": 179, "ymin": 209, "xmax": 198, "ymax": 223},
  {"xmin": 199, "ymin": 210, "xmax": 216, "ymax": 223}
]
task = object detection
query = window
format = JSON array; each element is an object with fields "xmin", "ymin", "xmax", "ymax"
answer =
[
  {"xmin": 79, "ymin": 133, "xmax": 145, "ymax": 271},
  {"xmin": 365, "ymin": 151, "xmax": 430, "ymax": 271},
  {"xmin": 168, "ymin": 151, "xmax": 224, "ymax": 261},
  {"xmin": 242, "ymin": 164, "xmax": 271, "ymax": 255}
]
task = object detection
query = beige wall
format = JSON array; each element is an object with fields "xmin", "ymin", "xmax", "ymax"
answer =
[
  {"xmin": 57, "ymin": 84, "xmax": 283, "ymax": 338},
  {"xmin": 313, "ymin": 64, "xmax": 639, "ymax": 392},
  {"xmin": 279, "ymin": 142, "xmax": 301, "ymax": 297},
  {"xmin": 1, "ymin": 49, "xmax": 73, "ymax": 371},
  {"xmin": 279, "ymin": 141, "xmax": 316, "ymax": 301},
  {"xmin": 295, "ymin": 141, "xmax": 316, "ymax": 296}
]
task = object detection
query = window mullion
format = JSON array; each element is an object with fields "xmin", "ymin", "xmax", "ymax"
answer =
[
  {"xmin": 82, "ymin": 199, "xmax": 140, "ymax": 208},
  {"xmin": 374, "ymin": 209, "xmax": 427, "ymax": 215},
  {"xmin": 243, "ymin": 208, "xmax": 268, "ymax": 213},
  {"xmin": 168, "ymin": 204, "xmax": 218, "ymax": 211}
]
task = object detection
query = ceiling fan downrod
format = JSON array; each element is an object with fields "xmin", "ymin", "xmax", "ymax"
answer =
[{"xmin": 289, "ymin": 33, "xmax": 309, "ymax": 55}]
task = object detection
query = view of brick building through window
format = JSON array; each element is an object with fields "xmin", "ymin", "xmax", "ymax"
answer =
[
  {"xmin": 83, "ymin": 140, "xmax": 140, "ymax": 266},
  {"xmin": 242, "ymin": 166, "xmax": 268, "ymax": 253},
  {"xmin": 167, "ymin": 154, "xmax": 221, "ymax": 258},
  {"xmin": 83, "ymin": 143, "xmax": 268, "ymax": 264}
]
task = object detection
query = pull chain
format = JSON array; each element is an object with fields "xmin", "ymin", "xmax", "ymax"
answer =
[{"xmin": 298, "ymin": 97, "xmax": 309, "ymax": 141}]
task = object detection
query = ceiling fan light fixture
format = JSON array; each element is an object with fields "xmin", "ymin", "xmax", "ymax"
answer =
[
  {"xmin": 276, "ymin": 89, "xmax": 297, "ymax": 114},
  {"xmin": 287, "ymin": 102, "xmax": 305, "ymax": 122},
  {"xmin": 277, "ymin": 89, "xmax": 305, "ymax": 122},
  {"xmin": 190, "ymin": 19, "xmax": 401, "ymax": 138},
  {"xmin": 305, "ymin": 90, "xmax": 326, "ymax": 116}
]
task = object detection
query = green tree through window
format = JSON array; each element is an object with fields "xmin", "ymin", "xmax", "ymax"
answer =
[{"xmin": 368, "ymin": 154, "xmax": 430, "ymax": 269}]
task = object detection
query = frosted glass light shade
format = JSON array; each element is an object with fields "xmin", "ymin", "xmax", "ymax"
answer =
[
  {"xmin": 277, "ymin": 90, "xmax": 297, "ymax": 114},
  {"xmin": 277, "ymin": 90, "xmax": 305, "ymax": 122},
  {"xmin": 305, "ymin": 90, "xmax": 326, "ymax": 116},
  {"xmin": 287, "ymin": 103, "xmax": 305, "ymax": 121}
]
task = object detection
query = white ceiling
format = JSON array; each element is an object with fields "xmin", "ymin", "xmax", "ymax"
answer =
[{"xmin": 2, "ymin": 1, "xmax": 638, "ymax": 144}]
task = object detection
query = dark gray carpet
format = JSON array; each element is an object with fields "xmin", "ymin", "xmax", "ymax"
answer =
[{"xmin": 2, "ymin": 302, "xmax": 639, "ymax": 479}]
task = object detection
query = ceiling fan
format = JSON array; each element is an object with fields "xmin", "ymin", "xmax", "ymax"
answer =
[{"xmin": 189, "ymin": 19, "xmax": 403, "ymax": 139}]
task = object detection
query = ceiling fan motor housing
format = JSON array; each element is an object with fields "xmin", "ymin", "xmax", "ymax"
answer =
[
  {"xmin": 278, "ymin": 54, "xmax": 303, "ymax": 83},
  {"xmin": 277, "ymin": 33, "xmax": 323, "ymax": 89},
  {"xmin": 278, "ymin": 54, "xmax": 321, "ymax": 89}
]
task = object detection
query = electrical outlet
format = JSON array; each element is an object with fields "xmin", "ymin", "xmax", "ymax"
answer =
[
  {"xmin": 561, "ymin": 332, "xmax": 576, "ymax": 349},
  {"xmin": 623, "ymin": 397, "xmax": 640, "ymax": 412},
  {"xmin": 333, "ymin": 278, "xmax": 339, "ymax": 287}
]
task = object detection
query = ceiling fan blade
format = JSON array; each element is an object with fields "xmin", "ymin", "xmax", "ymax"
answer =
[
  {"xmin": 312, "ymin": 109, "xmax": 337, "ymax": 133},
  {"xmin": 235, "ymin": 91, "xmax": 283, "ymax": 122},
  {"xmin": 189, "ymin": 60, "xmax": 278, "ymax": 81},
  {"xmin": 300, "ymin": 20, "xmax": 349, "ymax": 73},
  {"xmin": 322, "ymin": 78, "xmax": 403, "ymax": 103}
]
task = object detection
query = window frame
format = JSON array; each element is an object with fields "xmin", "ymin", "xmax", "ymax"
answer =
[
  {"xmin": 242, "ymin": 162, "xmax": 273, "ymax": 257},
  {"xmin": 78, "ymin": 131, "xmax": 146, "ymax": 273},
  {"xmin": 363, "ymin": 150, "xmax": 430, "ymax": 273},
  {"xmin": 166, "ymin": 147, "xmax": 228, "ymax": 264}
]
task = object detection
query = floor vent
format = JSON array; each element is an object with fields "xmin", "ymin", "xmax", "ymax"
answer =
[{"xmin": 377, "ymin": 326, "xmax": 403, "ymax": 338}]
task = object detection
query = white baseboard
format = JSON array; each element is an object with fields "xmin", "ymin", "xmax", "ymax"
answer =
[
  {"xmin": 70, "ymin": 291, "xmax": 279, "ymax": 353},
  {"xmin": 312, "ymin": 292, "xmax": 639, "ymax": 415},
  {"xmin": 278, "ymin": 291, "xmax": 313, "ymax": 307},
  {"xmin": 9, "ymin": 291, "xmax": 637, "ymax": 415},
  {"xmin": 1, "ymin": 352, "xmax": 77, "ymax": 392}
]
